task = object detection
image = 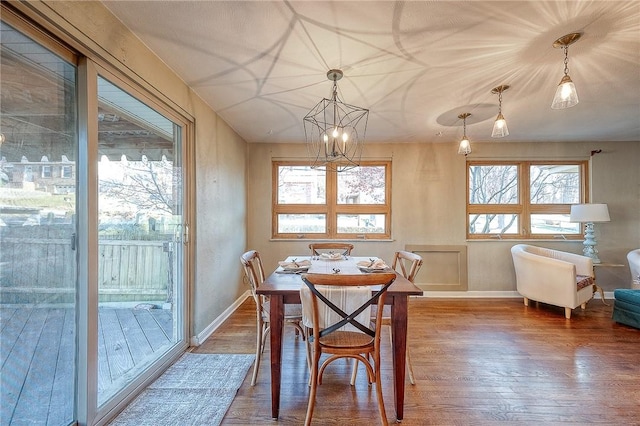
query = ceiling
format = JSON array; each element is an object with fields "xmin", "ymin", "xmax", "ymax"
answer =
[{"xmin": 101, "ymin": 1, "xmax": 640, "ymax": 146}]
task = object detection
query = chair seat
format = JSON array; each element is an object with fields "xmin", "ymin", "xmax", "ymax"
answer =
[
  {"xmin": 319, "ymin": 330, "xmax": 373, "ymax": 349},
  {"xmin": 263, "ymin": 300, "xmax": 303, "ymax": 319}
]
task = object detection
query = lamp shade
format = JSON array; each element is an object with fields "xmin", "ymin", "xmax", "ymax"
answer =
[{"xmin": 570, "ymin": 203, "xmax": 610, "ymax": 223}]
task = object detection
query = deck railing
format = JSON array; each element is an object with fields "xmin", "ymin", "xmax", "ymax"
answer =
[{"xmin": 0, "ymin": 225, "xmax": 170, "ymax": 304}]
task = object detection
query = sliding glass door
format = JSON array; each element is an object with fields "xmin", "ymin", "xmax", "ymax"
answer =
[
  {"xmin": 96, "ymin": 75, "xmax": 186, "ymax": 407},
  {"xmin": 1, "ymin": 11, "xmax": 190, "ymax": 425}
]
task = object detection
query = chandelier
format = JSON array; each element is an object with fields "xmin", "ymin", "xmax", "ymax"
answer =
[
  {"xmin": 551, "ymin": 32, "xmax": 581, "ymax": 109},
  {"xmin": 303, "ymin": 69, "xmax": 369, "ymax": 172}
]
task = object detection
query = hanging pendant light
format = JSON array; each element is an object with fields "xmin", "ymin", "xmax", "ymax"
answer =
[
  {"xmin": 491, "ymin": 85, "xmax": 510, "ymax": 138},
  {"xmin": 551, "ymin": 32, "xmax": 581, "ymax": 109},
  {"xmin": 303, "ymin": 69, "xmax": 369, "ymax": 172},
  {"xmin": 457, "ymin": 113, "xmax": 472, "ymax": 155}
]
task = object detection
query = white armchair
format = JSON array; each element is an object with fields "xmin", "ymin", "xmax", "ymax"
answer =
[
  {"xmin": 628, "ymin": 249, "xmax": 640, "ymax": 289},
  {"xmin": 511, "ymin": 244, "xmax": 595, "ymax": 319}
]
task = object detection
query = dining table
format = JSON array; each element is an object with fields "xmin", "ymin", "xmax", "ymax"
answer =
[{"xmin": 257, "ymin": 255, "xmax": 424, "ymax": 421}]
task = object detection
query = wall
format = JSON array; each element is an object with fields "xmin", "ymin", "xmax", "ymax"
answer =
[
  {"xmin": 17, "ymin": 1, "xmax": 248, "ymax": 340},
  {"xmin": 248, "ymin": 141, "xmax": 640, "ymax": 293}
]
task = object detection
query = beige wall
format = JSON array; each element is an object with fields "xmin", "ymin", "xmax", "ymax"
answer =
[
  {"xmin": 249, "ymin": 141, "xmax": 640, "ymax": 293},
  {"xmin": 18, "ymin": 1, "xmax": 248, "ymax": 339}
]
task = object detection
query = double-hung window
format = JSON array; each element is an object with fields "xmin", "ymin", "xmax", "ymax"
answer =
[
  {"xmin": 273, "ymin": 161, "xmax": 391, "ymax": 239},
  {"xmin": 467, "ymin": 160, "xmax": 588, "ymax": 239}
]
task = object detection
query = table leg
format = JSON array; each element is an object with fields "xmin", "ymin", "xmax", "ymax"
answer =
[
  {"xmin": 391, "ymin": 295, "xmax": 408, "ymax": 422},
  {"xmin": 268, "ymin": 295, "xmax": 284, "ymax": 419}
]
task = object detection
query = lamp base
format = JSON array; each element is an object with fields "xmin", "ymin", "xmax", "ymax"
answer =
[{"xmin": 582, "ymin": 222, "xmax": 601, "ymax": 263}]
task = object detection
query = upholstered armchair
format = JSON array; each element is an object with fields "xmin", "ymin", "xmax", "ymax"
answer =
[
  {"xmin": 627, "ymin": 249, "xmax": 640, "ymax": 289},
  {"xmin": 511, "ymin": 244, "xmax": 595, "ymax": 319}
]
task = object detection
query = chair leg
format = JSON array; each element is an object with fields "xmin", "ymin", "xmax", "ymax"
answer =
[
  {"xmin": 406, "ymin": 347, "xmax": 415, "ymax": 385},
  {"xmin": 305, "ymin": 350, "xmax": 321, "ymax": 426},
  {"xmin": 350, "ymin": 358, "xmax": 359, "ymax": 385},
  {"xmin": 373, "ymin": 355, "xmax": 389, "ymax": 426},
  {"xmin": 251, "ymin": 318, "xmax": 263, "ymax": 386},
  {"xmin": 564, "ymin": 307, "xmax": 572, "ymax": 319}
]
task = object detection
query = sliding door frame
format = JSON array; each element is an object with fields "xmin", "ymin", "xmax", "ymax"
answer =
[{"xmin": 2, "ymin": 3, "xmax": 195, "ymax": 425}]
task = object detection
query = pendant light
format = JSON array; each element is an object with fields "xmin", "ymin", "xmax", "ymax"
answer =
[
  {"xmin": 457, "ymin": 113, "xmax": 472, "ymax": 155},
  {"xmin": 303, "ymin": 69, "xmax": 369, "ymax": 172},
  {"xmin": 491, "ymin": 85, "xmax": 510, "ymax": 138},
  {"xmin": 551, "ymin": 32, "xmax": 581, "ymax": 109}
]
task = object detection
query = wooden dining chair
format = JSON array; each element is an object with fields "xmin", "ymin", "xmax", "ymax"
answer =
[
  {"xmin": 308, "ymin": 242, "xmax": 354, "ymax": 256},
  {"xmin": 351, "ymin": 250, "xmax": 422, "ymax": 385},
  {"xmin": 241, "ymin": 250, "xmax": 305, "ymax": 386},
  {"xmin": 300, "ymin": 272, "xmax": 396, "ymax": 426}
]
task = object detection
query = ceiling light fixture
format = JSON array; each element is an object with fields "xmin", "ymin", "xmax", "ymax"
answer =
[
  {"xmin": 457, "ymin": 113, "xmax": 472, "ymax": 156},
  {"xmin": 303, "ymin": 69, "xmax": 369, "ymax": 172},
  {"xmin": 491, "ymin": 85, "xmax": 510, "ymax": 138},
  {"xmin": 551, "ymin": 32, "xmax": 581, "ymax": 109}
]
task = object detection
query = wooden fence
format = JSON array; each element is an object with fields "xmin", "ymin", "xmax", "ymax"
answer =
[{"xmin": 0, "ymin": 225, "xmax": 170, "ymax": 305}]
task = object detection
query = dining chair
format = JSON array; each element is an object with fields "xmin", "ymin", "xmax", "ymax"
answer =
[
  {"xmin": 241, "ymin": 250, "xmax": 305, "ymax": 386},
  {"xmin": 308, "ymin": 242, "xmax": 354, "ymax": 256},
  {"xmin": 351, "ymin": 250, "xmax": 422, "ymax": 385},
  {"xmin": 300, "ymin": 272, "xmax": 396, "ymax": 426}
]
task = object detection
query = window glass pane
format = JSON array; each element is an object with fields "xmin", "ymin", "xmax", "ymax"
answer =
[
  {"xmin": 278, "ymin": 165, "xmax": 325, "ymax": 204},
  {"xmin": 469, "ymin": 214, "xmax": 519, "ymax": 234},
  {"xmin": 530, "ymin": 165, "xmax": 580, "ymax": 204},
  {"xmin": 41, "ymin": 165, "xmax": 52, "ymax": 178},
  {"xmin": 97, "ymin": 76, "xmax": 184, "ymax": 406},
  {"xmin": 531, "ymin": 214, "xmax": 580, "ymax": 234},
  {"xmin": 337, "ymin": 214, "xmax": 385, "ymax": 234},
  {"xmin": 337, "ymin": 166, "xmax": 385, "ymax": 204},
  {"xmin": 278, "ymin": 214, "xmax": 326, "ymax": 233},
  {"xmin": 1, "ymin": 20, "xmax": 77, "ymax": 425},
  {"xmin": 469, "ymin": 165, "xmax": 518, "ymax": 204}
]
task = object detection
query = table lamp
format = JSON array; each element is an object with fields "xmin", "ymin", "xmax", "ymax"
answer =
[{"xmin": 569, "ymin": 203, "xmax": 610, "ymax": 263}]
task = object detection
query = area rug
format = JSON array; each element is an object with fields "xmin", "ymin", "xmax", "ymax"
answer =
[{"xmin": 109, "ymin": 353, "xmax": 254, "ymax": 426}]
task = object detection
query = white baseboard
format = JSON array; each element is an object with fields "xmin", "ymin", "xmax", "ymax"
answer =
[
  {"xmin": 416, "ymin": 290, "xmax": 613, "ymax": 300},
  {"xmin": 190, "ymin": 290, "xmax": 251, "ymax": 346}
]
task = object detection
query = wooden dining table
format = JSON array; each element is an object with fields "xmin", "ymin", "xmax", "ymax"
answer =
[{"xmin": 257, "ymin": 255, "xmax": 424, "ymax": 421}]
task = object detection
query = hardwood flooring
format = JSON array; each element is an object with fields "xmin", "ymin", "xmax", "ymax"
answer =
[{"xmin": 194, "ymin": 297, "xmax": 640, "ymax": 425}]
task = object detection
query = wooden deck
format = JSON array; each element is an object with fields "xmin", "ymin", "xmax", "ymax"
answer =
[{"xmin": 0, "ymin": 306, "xmax": 173, "ymax": 426}]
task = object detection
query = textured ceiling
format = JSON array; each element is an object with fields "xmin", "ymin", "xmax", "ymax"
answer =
[{"xmin": 102, "ymin": 1, "xmax": 640, "ymax": 145}]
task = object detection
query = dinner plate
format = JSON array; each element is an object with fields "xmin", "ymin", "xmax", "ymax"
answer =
[{"xmin": 357, "ymin": 266, "xmax": 392, "ymax": 273}]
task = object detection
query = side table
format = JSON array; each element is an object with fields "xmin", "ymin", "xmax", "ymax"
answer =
[{"xmin": 593, "ymin": 262, "xmax": 625, "ymax": 306}]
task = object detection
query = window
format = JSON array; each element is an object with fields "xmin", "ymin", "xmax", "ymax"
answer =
[
  {"xmin": 41, "ymin": 164, "xmax": 52, "ymax": 178},
  {"xmin": 467, "ymin": 161, "xmax": 588, "ymax": 239},
  {"xmin": 273, "ymin": 161, "xmax": 391, "ymax": 239},
  {"xmin": 61, "ymin": 165, "xmax": 73, "ymax": 178}
]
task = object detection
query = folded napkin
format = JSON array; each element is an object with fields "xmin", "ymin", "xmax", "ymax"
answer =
[
  {"xmin": 278, "ymin": 259, "xmax": 311, "ymax": 270},
  {"xmin": 357, "ymin": 259, "xmax": 388, "ymax": 270},
  {"xmin": 320, "ymin": 252, "xmax": 343, "ymax": 260}
]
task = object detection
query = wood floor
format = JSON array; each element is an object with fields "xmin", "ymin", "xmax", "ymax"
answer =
[{"xmin": 194, "ymin": 297, "xmax": 640, "ymax": 425}]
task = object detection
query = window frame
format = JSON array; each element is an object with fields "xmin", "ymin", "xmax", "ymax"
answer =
[
  {"xmin": 466, "ymin": 160, "xmax": 589, "ymax": 240},
  {"xmin": 272, "ymin": 160, "xmax": 392, "ymax": 240}
]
